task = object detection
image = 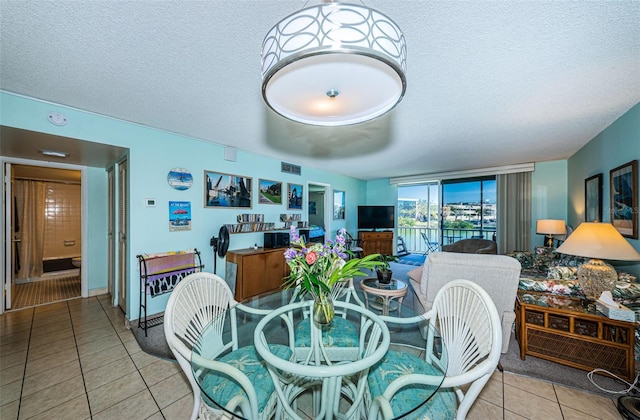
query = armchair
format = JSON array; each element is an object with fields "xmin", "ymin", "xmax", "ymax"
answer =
[{"xmin": 442, "ymin": 238, "xmax": 497, "ymax": 254}]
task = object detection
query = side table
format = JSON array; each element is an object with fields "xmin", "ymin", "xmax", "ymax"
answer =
[
  {"xmin": 515, "ymin": 290, "xmax": 636, "ymax": 381},
  {"xmin": 360, "ymin": 277, "xmax": 408, "ymax": 316}
]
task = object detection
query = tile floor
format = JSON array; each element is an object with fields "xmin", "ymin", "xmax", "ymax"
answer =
[{"xmin": 0, "ymin": 295, "xmax": 625, "ymax": 419}]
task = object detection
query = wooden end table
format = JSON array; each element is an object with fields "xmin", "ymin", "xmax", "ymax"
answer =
[
  {"xmin": 515, "ymin": 290, "xmax": 636, "ymax": 381},
  {"xmin": 360, "ymin": 277, "xmax": 408, "ymax": 316}
]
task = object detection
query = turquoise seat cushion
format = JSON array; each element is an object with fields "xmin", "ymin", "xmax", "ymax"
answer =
[
  {"xmin": 199, "ymin": 344, "xmax": 291, "ymax": 413},
  {"xmin": 368, "ymin": 350, "xmax": 457, "ymax": 420},
  {"xmin": 294, "ymin": 316, "xmax": 358, "ymax": 348}
]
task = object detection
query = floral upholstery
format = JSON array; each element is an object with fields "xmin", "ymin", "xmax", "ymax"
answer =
[
  {"xmin": 200, "ymin": 344, "xmax": 291, "ymax": 413},
  {"xmin": 368, "ymin": 350, "xmax": 457, "ymax": 419},
  {"xmin": 294, "ymin": 316, "xmax": 359, "ymax": 348}
]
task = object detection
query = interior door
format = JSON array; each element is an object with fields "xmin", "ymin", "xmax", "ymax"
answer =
[
  {"xmin": 3, "ymin": 163, "xmax": 14, "ymax": 311},
  {"xmin": 107, "ymin": 166, "xmax": 115, "ymax": 302},
  {"xmin": 117, "ymin": 159, "xmax": 128, "ymax": 312}
]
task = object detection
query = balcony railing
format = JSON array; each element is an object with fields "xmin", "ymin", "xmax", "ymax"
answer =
[{"xmin": 398, "ymin": 226, "xmax": 496, "ymax": 254}]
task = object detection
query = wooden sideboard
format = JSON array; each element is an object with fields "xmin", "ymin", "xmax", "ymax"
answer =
[
  {"xmin": 358, "ymin": 231, "xmax": 394, "ymax": 256},
  {"xmin": 226, "ymin": 247, "xmax": 288, "ymax": 301}
]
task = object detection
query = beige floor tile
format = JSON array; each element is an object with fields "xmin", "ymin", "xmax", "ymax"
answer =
[
  {"xmin": 1, "ymin": 338, "xmax": 29, "ymax": 358},
  {"xmin": 18, "ymin": 375, "xmax": 85, "ymax": 419},
  {"xmin": 0, "ymin": 319, "xmax": 31, "ymax": 337},
  {"xmin": 0, "ymin": 399, "xmax": 20, "ymax": 420},
  {"xmin": 0, "ymin": 330, "xmax": 30, "ymax": 346},
  {"xmin": 162, "ymin": 393, "xmax": 194, "ymax": 420},
  {"xmin": 554, "ymin": 385, "xmax": 621, "ymax": 420},
  {"xmin": 476, "ymin": 376, "xmax": 504, "ymax": 407},
  {"xmin": 0, "ymin": 378, "xmax": 22, "ymax": 406},
  {"xmin": 1, "ymin": 308, "xmax": 33, "ymax": 324},
  {"xmin": 27, "ymin": 335, "xmax": 76, "ymax": 361},
  {"xmin": 83, "ymin": 356, "xmax": 137, "ymax": 391},
  {"xmin": 131, "ymin": 349, "xmax": 163, "ymax": 369},
  {"xmin": 0, "ymin": 349, "xmax": 27, "ymax": 370},
  {"xmin": 30, "ymin": 319, "xmax": 72, "ymax": 337},
  {"xmin": 139, "ymin": 358, "xmax": 181, "ymax": 386},
  {"xmin": 560, "ymin": 405, "xmax": 610, "ymax": 420},
  {"xmin": 33, "ymin": 301, "xmax": 68, "ymax": 314},
  {"xmin": 119, "ymin": 330, "xmax": 142, "ymax": 354},
  {"xmin": 28, "ymin": 327, "xmax": 74, "ymax": 348},
  {"xmin": 504, "ymin": 383, "xmax": 563, "ymax": 419},
  {"xmin": 76, "ymin": 334, "xmax": 122, "ymax": 358},
  {"xmin": 92, "ymin": 389, "xmax": 159, "ymax": 420},
  {"xmin": 75, "ymin": 325, "xmax": 117, "ymax": 345},
  {"xmin": 503, "ymin": 372, "xmax": 557, "ymax": 401},
  {"xmin": 80, "ymin": 343, "xmax": 128, "ymax": 372},
  {"xmin": 504, "ymin": 409, "xmax": 529, "ymax": 419},
  {"xmin": 28, "ymin": 394, "xmax": 90, "ymax": 420},
  {"xmin": 24, "ymin": 348, "xmax": 78, "ymax": 378},
  {"xmin": 149, "ymin": 371, "xmax": 192, "ymax": 409},
  {"xmin": 22, "ymin": 359, "xmax": 81, "ymax": 397},
  {"xmin": 31, "ymin": 311, "xmax": 70, "ymax": 328},
  {"xmin": 146, "ymin": 411, "xmax": 166, "ymax": 420},
  {"xmin": 71, "ymin": 311, "xmax": 111, "ymax": 327},
  {"xmin": 1, "ymin": 364, "xmax": 25, "ymax": 387},
  {"xmin": 467, "ymin": 398, "xmax": 504, "ymax": 420},
  {"xmin": 87, "ymin": 370, "xmax": 147, "ymax": 414}
]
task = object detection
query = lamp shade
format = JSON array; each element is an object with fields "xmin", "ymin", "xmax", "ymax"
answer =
[
  {"xmin": 555, "ymin": 222, "xmax": 640, "ymax": 261},
  {"xmin": 261, "ymin": 2, "xmax": 407, "ymax": 126},
  {"xmin": 536, "ymin": 219, "xmax": 566, "ymax": 235}
]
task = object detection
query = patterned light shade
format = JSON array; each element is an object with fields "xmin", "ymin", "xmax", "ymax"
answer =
[{"xmin": 261, "ymin": 2, "xmax": 407, "ymax": 126}]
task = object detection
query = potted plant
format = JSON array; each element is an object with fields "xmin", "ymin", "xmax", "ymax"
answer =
[{"xmin": 376, "ymin": 255, "xmax": 398, "ymax": 284}]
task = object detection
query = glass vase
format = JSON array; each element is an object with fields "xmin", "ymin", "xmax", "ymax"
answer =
[{"xmin": 313, "ymin": 293, "xmax": 335, "ymax": 325}]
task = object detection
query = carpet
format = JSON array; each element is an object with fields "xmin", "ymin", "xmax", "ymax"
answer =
[
  {"xmin": 397, "ymin": 253, "xmax": 426, "ymax": 266},
  {"xmin": 130, "ymin": 317, "xmax": 175, "ymax": 361}
]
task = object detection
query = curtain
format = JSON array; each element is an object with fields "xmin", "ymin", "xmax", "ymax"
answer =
[
  {"xmin": 15, "ymin": 180, "xmax": 46, "ymax": 279},
  {"xmin": 497, "ymin": 172, "xmax": 531, "ymax": 254}
]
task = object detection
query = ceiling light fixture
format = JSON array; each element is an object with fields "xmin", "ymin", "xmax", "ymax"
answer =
[
  {"xmin": 261, "ymin": 1, "xmax": 407, "ymax": 126},
  {"xmin": 38, "ymin": 149, "xmax": 69, "ymax": 158}
]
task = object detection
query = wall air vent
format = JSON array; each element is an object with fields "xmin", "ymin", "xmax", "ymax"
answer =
[{"xmin": 281, "ymin": 162, "xmax": 301, "ymax": 175}]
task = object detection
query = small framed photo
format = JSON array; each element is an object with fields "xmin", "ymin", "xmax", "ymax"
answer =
[
  {"xmin": 287, "ymin": 183, "xmax": 303, "ymax": 210},
  {"xmin": 333, "ymin": 190, "xmax": 345, "ymax": 219},
  {"xmin": 610, "ymin": 160, "xmax": 638, "ymax": 238},
  {"xmin": 204, "ymin": 171, "xmax": 252, "ymax": 208},
  {"xmin": 584, "ymin": 173, "xmax": 602, "ymax": 222},
  {"xmin": 258, "ymin": 179, "xmax": 282, "ymax": 205}
]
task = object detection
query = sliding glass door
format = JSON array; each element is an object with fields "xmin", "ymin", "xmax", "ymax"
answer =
[
  {"xmin": 397, "ymin": 183, "xmax": 439, "ymax": 253},
  {"xmin": 441, "ymin": 177, "xmax": 496, "ymax": 245}
]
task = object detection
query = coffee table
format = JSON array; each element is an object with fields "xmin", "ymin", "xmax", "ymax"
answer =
[{"xmin": 360, "ymin": 277, "xmax": 408, "ymax": 316}]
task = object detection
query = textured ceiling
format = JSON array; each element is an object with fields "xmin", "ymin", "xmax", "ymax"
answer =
[{"xmin": 1, "ymin": 1, "xmax": 639, "ymax": 180}]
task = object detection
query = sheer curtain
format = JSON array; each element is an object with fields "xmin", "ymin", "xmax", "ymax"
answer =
[
  {"xmin": 15, "ymin": 180, "xmax": 46, "ymax": 279},
  {"xmin": 497, "ymin": 172, "xmax": 532, "ymax": 254}
]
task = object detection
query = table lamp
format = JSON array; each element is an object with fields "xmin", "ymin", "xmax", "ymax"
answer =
[
  {"xmin": 555, "ymin": 222, "xmax": 640, "ymax": 300},
  {"xmin": 536, "ymin": 219, "xmax": 566, "ymax": 248}
]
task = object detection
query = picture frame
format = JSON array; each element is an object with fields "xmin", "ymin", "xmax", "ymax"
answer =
[
  {"xmin": 309, "ymin": 201, "xmax": 317, "ymax": 215},
  {"xmin": 584, "ymin": 173, "xmax": 602, "ymax": 222},
  {"xmin": 258, "ymin": 179, "xmax": 282, "ymax": 205},
  {"xmin": 610, "ymin": 160, "xmax": 638, "ymax": 239},
  {"xmin": 287, "ymin": 183, "xmax": 303, "ymax": 210},
  {"xmin": 333, "ymin": 190, "xmax": 345, "ymax": 220},
  {"xmin": 204, "ymin": 170, "xmax": 252, "ymax": 208}
]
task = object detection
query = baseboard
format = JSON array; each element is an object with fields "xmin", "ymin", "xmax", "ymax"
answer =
[{"xmin": 89, "ymin": 287, "xmax": 108, "ymax": 297}]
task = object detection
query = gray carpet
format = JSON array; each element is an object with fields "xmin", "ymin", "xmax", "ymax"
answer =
[{"xmin": 131, "ymin": 317, "xmax": 174, "ymax": 361}]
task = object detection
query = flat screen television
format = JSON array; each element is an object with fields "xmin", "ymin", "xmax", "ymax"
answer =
[{"xmin": 357, "ymin": 205, "xmax": 395, "ymax": 230}]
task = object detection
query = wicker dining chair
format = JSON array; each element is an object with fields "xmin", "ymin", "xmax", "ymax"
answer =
[
  {"xmin": 367, "ymin": 279, "xmax": 502, "ymax": 420},
  {"xmin": 164, "ymin": 272, "xmax": 288, "ymax": 420}
]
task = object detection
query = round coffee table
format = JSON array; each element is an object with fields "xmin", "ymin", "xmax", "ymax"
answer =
[{"xmin": 360, "ymin": 277, "xmax": 408, "ymax": 316}]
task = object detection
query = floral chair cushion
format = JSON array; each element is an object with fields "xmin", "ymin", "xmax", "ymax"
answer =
[
  {"xmin": 294, "ymin": 316, "xmax": 359, "ymax": 348},
  {"xmin": 368, "ymin": 350, "xmax": 457, "ymax": 419},
  {"xmin": 200, "ymin": 344, "xmax": 291, "ymax": 413}
]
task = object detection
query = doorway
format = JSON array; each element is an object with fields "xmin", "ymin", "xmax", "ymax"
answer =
[
  {"xmin": 307, "ymin": 182, "xmax": 331, "ymax": 238},
  {"xmin": 4, "ymin": 162, "xmax": 84, "ymax": 310}
]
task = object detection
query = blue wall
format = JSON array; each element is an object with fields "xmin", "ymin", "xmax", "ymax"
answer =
[
  {"xmin": 1, "ymin": 92, "xmax": 366, "ymax": 319},
  {"xmin": 531, "ymin": 160, "xmax": 568, "ymax": 250},
  {"xmin": 568, "ymin": 102, "xmax": 640, "ymax": 276}
]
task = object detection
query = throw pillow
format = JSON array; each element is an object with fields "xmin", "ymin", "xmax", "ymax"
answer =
[{"xmin": 408, "ymin": 266, "xmax": 423, "ymax": 283}]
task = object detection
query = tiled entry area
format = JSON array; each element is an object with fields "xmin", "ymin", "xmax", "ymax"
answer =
[
  {"xmin": 1, "ymin": 294, "xmax": 624, "ymax": 419},
  {"xmin": 0, "ymin": 295, "xmax": 192, "ymax": 419}
]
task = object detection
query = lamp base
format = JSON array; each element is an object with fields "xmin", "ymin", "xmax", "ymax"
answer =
[{"xmin": 577, "ymin": 258, "xmax": 618, "ymax": 300}]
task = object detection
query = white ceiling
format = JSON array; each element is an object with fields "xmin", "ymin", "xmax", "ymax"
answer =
[{"xmin": 1, "ymin": 1, "xmax": 639, "ymax": 180}]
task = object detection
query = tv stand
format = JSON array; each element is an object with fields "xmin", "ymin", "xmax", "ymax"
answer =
[{"xmin": 358, "ymin": 231, "xmax": 393, "ymax": 256}]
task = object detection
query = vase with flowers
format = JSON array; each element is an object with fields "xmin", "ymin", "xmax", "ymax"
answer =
[{"xmin": 284, "ymin": 227, "xmax": 383, "ymax": 325}]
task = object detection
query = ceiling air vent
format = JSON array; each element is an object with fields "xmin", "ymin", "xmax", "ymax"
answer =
[{"xmin": 281, "ymin": 162, "xmax": 301, "ymax": 175}]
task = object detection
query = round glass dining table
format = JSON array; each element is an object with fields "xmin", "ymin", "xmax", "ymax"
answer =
[{"xmin": 190, "ymin": 288, "xmax": 448, "ymax": 419}]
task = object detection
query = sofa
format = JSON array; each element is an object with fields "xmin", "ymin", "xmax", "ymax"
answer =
[
  {"xmin": 408, "ymin": 252, "xmax": 522, "ymax": 353},
  {"xmin": 441, "ymin": 239, "xmax": 497, "ymax": 254}
]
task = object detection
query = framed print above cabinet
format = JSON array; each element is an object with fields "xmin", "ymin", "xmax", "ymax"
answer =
[
  {"xmin": 610, "ymin": 160, "xmax": 638, "ymax": 239},
  {"xmin": 584, "ymin": 173, "xmax": 602, "ymax": 222},
  {"xmin": 204, "ymin": 171, "xmax": 252, "ymax": 208}
]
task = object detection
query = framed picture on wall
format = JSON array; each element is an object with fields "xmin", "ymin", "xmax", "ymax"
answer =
[
  {"xmin": 204, "ymin": 171, "xmax": 252, "ymax": 208},
  {"xmin": 287, "ymin": 183, "xmax": 303, "ymax": 210},
  {"xmin": 333, "ymin": 190, "xmax": 345, "ymax": 219},
  {"xmin": 584, "ymin": 173, "xmax": 602, "ymax": 222},
  {"xmin": 610, "ymin": 160, "xmax": 638, "ymax": 239},
  {"xmin": 258, "ymin": 179, "xmax": 282, "ymax": 205}
]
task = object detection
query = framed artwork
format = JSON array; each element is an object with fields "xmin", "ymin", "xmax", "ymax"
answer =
[
  {"xmin": 610, "ymin": 160, "xmax": 638, "ymax": 239},
  {"xmin": 204, "ymin": 171, "xmax": 252, "ymax": 208},
  {"xmin": 584, "ymin": 173, "xmax": 602, "ymax": 222},
  {"xmin": 169, "ymin": 201, "xmax": 191, "ymax": 232},
  {"xmin": 287, "ymin": 183, "xmax": 303, "ymax": 210},
  {"xmin": 333, "ymin": 190, "xmax": 345, "ymax": 219},
  {"xmin": 258, "ymin": 179, "xmax": 282, "ymax": 205}
]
